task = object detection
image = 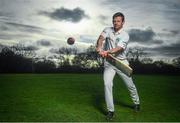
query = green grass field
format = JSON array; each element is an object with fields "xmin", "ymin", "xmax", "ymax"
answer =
[{"xmin": 0, "ymin": 74, "xmax": 180, "ymax": 122}]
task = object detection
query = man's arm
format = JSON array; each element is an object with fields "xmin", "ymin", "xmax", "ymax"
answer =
[
  {"xmin": 100, "ymin": 46, "xmax": 124, "ymax": 58},
  {"xmin": 107, "ymin": 46, "xmax": 124, "ymax": 55},
  {"xmin": 96, "ymin": 35, "xmax": 105, "ymax": 53},
  {"xmin": 96, "ymin": 35, "xmax": 124, "ymax": 57}
]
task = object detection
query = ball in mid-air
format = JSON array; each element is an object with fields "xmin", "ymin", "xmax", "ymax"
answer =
[{"xmin": 67, "ymin": 37, "xmax": 75, "ymax": 45}]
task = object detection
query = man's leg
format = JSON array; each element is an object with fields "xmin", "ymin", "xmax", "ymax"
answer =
[
  {"xmin": 103, "ymin": 62, "xmax": 116, "ymax": 112},
  {"xmin": 115, "ymin": 60, "xmax": 140, "ymax": 105}
]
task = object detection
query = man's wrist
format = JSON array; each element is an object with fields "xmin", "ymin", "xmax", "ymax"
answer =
[
  {"xmin": 107, "ymin": 50, "xmax": 113, "ymax": 54},
  {"xmin": 96, "ymin": 47, "xmax": 101, "ymax": 53}
]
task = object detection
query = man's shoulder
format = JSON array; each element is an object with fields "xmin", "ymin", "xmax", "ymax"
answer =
[{"xmin": 121, "ymin": 29, "xmax": 129, "ymax": 38}]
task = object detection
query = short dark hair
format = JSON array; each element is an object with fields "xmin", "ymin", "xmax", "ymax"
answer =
[{"xmin": 113, "ymin": 12, "xmax": 125, "ymax": 22}]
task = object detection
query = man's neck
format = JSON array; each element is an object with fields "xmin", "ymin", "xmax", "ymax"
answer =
[{"xmin": 114, "ymin": 27, "xmax": 122, "ymax": 33}]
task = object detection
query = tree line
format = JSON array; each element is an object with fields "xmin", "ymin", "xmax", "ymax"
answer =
[{"xmin": 0, "ymin": 45, "xmax": 180, "ymax": 74}]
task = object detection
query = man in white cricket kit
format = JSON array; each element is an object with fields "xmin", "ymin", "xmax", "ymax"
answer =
[{"xmin": 96, "ymin": 12, "xmax": 140, "ymax": 120}]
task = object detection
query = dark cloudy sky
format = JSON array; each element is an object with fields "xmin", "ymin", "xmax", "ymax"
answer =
[{"xmin": 0, "ymin": 0, "xmax": 180, "ymax": 60}]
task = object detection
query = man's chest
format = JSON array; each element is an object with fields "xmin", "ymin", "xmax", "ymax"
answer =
[{"xmin": 107, "ymin": 32, "xmax": 123, "ymax": 46}]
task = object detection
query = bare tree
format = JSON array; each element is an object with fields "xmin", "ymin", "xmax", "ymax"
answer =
[
  {"xmin": 127, "ymin": 47, "xmax": 147, "ymax": 62},
  {"xmin": 58, "ymin": 47, "xmax": 77, "ymax": 55},
  {"xmin": 141, "ymin": 58, "xmax": 153, "ymax": 64},
  {"xmin": 57, "ymin": 47, "xmax": 78, "ymax": 66},
  {"xmin": 10, "ymin": 43, "xmax": 37, "ymax": 58},
  {"xmin": 172, "ymin": 57, "xmax": 180, "ymax": 68}
]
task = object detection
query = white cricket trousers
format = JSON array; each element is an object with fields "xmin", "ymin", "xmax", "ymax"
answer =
[{"xmin": 103, "ymin": 60, "xmax": 140, "ymax": 112}]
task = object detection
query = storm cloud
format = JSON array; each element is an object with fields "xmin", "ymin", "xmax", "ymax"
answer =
[
  {"xmin": 156, "ymin": 43, "xmax": 180, "ymax": 54},
  {"xmin": 49, "ymin": 48, "xmax": 59, "ymax": 54},
  {"xmin": 0, "ymin": 21, "xmax": 45, "ymax": 34},
  {"xmin": 170, "ymin": 30, "xmax": 180, "ymax": 35},
  {"xmin": 136, "ymin": 42, "xmax": 180, "ymax": 57},
  {"xmin": 37, "ymin": 40, "xmax": 51, "ymax": 47},
  {"xmin": 41, "ymin": 7, "xmax": 89, "ymax": 23},
  {"xmin": 19, "ymin": 45, "xmax": 39, "ymax": 51},
  {"xmin": 128, "ymin": 28, "xmax": 155, "ymax": 42}
]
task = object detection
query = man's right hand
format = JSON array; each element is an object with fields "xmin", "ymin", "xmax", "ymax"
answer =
[{"xmin": 99, "ymin": 51, "xmax": 108, "ymax": 58}]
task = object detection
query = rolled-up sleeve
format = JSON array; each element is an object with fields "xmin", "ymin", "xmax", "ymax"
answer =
[{"xmin": 100, "ymin": 27, "xmax": 109, "ymax": 39}]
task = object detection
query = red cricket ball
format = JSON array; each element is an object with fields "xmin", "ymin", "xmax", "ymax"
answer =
[{"xmin": 67, "ymin": 37, "xmax": 75, "ymax": 45}]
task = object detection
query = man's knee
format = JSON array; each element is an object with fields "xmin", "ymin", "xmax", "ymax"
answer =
[
  {"xmin": 127, "ymin": 83, "xmax": 137, "ymax": 91},
  {"xmin": 104, "ymin": 81, "xmax": 113, "ymax": 87}
]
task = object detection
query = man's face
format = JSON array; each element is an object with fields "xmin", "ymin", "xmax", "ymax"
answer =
[{"xmin": 113, "ymin": 16, "xmax": 124, "ymax": 31}]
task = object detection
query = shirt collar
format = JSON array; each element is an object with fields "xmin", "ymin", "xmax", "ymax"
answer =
[{"xmin": 112, "ymin": 27, "xmax": 123, "ymax": 34}]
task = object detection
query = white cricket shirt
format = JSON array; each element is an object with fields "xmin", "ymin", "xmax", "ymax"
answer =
[{"xmin": 101, "ymin": 27, "xmax": 129, "ymax": 59}]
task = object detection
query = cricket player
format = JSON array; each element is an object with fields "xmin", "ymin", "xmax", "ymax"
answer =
[{"xmin": 96, "ymin": 12, "xmax": 140, "ymax": 120}]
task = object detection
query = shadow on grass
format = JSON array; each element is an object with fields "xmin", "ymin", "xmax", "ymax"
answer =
[
  {"xmin": 115, "ymin": 100, "xmax": 134, "ymax": 109},
  {"xmin": 91, "ymin": 93, "xmax": 134, "ymax": 115},
  {"xmin": 92, "ymin": 94, "xmax": 106, "ymax": 115}
]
